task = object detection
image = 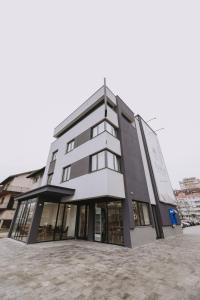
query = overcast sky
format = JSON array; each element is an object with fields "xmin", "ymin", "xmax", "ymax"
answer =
[{"xmin": 0, "ymin": 1, "xmax": 199, "ymax": 189}]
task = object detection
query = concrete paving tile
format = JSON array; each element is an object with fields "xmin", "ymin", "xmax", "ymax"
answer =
[{"xmin": 0, "ymin": 228, "xmax": 200, "ymax": 299}]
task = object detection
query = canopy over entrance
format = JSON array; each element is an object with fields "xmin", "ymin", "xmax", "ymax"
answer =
[{"xmin": 15, "ymin": 185, "xmax": 75, "ymax": 202}]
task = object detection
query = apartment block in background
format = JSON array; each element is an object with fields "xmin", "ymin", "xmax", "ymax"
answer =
[
  {"xmin": 179, "ymin": 177, "xmax": 200, "ymax": 190},
  {"xmin": 175, "ymin": 179, "xmax": 200, "ymax": 222},
  {"xmin": 9, "ymin": 84, "xmax": 180, "ymax": 247}
]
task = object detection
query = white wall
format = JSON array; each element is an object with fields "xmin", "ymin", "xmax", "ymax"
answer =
[
  {"xmin": 60, "ymin": 169, "xmax": 125, "ymax": 202},
  {"xmin": 135, "ymin": 118, "xmax": 156, "ymax": 205},
  {"xmin": 141, "ymin": 120, "xmax": 176, "ymax": 205},
  {"xmin": 54, "ymin": 86, "xmax": 117, "ymax": 137},
  {"xmin": 42, "ymin": 103, "xmax": 119, "ymax": 186}
]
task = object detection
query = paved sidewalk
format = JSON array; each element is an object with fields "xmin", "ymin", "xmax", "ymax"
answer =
[{"xmin": 0, "ymin": 228, "xmax": 200, "ymax": 300}]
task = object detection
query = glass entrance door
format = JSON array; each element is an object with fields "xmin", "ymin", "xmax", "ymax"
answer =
[
  {"xmin": 77, "ymin": 204, "xmax": 89, "ymax": 239},
  {"xmin": 94, "ymin": 203, "xmax": 107, "ymax": 242},
  {"xmin": 94, "ymin": 201, "xmax": 124, "ymax": 245}
]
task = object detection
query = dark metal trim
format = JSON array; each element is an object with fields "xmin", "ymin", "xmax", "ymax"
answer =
[{"xmin": 14, "ymin": 185, "xmax": 75, "ymax": 201}]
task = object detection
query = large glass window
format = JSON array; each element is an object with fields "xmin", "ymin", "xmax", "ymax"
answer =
[
  {"xmin": 91, "ymin": 150, "xmax": 120, "ymax": 172},
  {"xmin": 78, "ymin": 205, "xmax": 89, "ymax": 239},
  {"xmin": 37, "ymin": 203, "xmax": 58, "ymax": 242},
  {"xmin": 37, "ymin": 202, "xmax": 77, "ymax": 242},
  {"xmin": 62, "ymin": 166, "xmax": 71, "ymax": 182},
  {"xmin": 61, "ymin": 205, "xmax": 77, "ymax": 239},
  {"xmin": 105, "ymin": 122, "xmax": 116, "ymax": 137},
  {"xmin": 107, "ymin": 151, "xmax": 120, "ymax": 171},
  {"xmin": 91, "ymin": 151, "xmax": 106, "ymax": 171},
  {"xmin": 54, "ymin": 204, "xmax": 65, "ymax": 241},
  {"xmin": 92, "ymin": 121, "xmax": 116, "ymax": 138},
  {"xmin": 94, "ymin": 201, "xmax": 123, "ymax": 245},
  {"xmin": 133, "ymin": 201, "xmax": 151, "ymax": 226},
  {"xmin": 98, "ymin": 151, "xmax": 106, "ymax": 170},
  {"xmin": 11, "ymin": 200, "xmax": 36, "ymax": 242}
]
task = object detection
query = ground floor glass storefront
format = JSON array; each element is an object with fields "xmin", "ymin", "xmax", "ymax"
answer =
[
  {"xmin": 11, "ymin": 199, "xmax": 36, "ymax": 242},
  {"xmin": 37, "ymin": 202, "xmax": 77, "ymax": 242},
  {"xmin": 94, "ymin": 201, "xmax": 124, "ymax": 245},
  {"xmin": 10, "ymin": 198, "xmax": 124, "ymax": 246}
]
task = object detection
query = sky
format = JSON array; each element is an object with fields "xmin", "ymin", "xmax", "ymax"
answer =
[{"xmin": 0, "ymin": 1, "xmax": 199, "ymax": 189}]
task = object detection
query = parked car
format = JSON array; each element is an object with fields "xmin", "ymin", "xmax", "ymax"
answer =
[{"xmin": 181, "ymin": 221, "xmax": 191, "ymax": 228}]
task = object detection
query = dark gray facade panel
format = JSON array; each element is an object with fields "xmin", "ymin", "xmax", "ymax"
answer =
[
  {"xmin": 70, "ymin": 157, "xmax": 90, "ymax": 180},
  {"xmin": 117, "ymin": 96, "xmax": 156, "ymax": 247},
  {"xmin": 159, "ymin": 202, "xmax": 181, "ymax": 226},
  {"xmin": 87, "ymin": 202, "xmax": 95, "ymax": 241},
  {"xmin": 27, "ymin": 198, "xmax": 43, "ymax": 244},
  {"xmin": 74, "ymin": 128, "xmax": 91, "ymax": 148},
  {"xmin": 117, "ymin": 97, "xmax": 151, "ymax": 204},
  {"xmin": 48, "ymin": 160, "xmax": 56, "ymax": 175}
]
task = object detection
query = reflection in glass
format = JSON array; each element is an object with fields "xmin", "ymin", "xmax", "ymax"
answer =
[
  {"xmin": 133, "ymin": 201, "xmax": 150, "ymax": 226},
  {"xmin": 61, "ymin": 205, "xmax": 77, "ymax": 239},
  {"xmin": 78, "ymin": 205, "xmax": 89, "ymax": 239},
  {"xmin": 37, "ymin": 203, "xmax": 59, "ymax": 242},
  {"xmin": 107, "ymin": 202, "xmax": 123, "ymax": 245},
  {"xmin": 54, "ymin": 204, "xmax": 65, "ymax": 241},
  {"xmin": 11, "ymin": 200, "xmax": 36, "ymax": 242},
  {"xmin": 37, "ymin": 202, "xmax": 77, "ymax": 242},
  {"xmin": 95, "ymin": 201, "xmax": 123, "ymax": 245}
]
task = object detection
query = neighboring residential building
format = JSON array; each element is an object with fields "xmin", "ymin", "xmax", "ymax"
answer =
[
  {"xmin": 9, "ymin": 84, "xmax": 180, "ymax": 247},
  {"xmin": 179, "ymin": 177, "xmax": 200, "ymax": 190},
  {"xmin": 0, "ymin": 168, "xmax": 44, "ymax": 231},
  {"xmin": 26, "ymin": 167, "xmax": 45, "ymax": 190},
  {"xmin": 0, "ymin": 172, "xmax": 34, "ymax": 230},
  {"xmin": 175, "ymin": 187, "xmax": 200, "ymax": 221}
]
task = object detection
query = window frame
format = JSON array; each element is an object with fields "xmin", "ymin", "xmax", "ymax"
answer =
[
  {"xmin": 62, "ymin": 165, "xmax": 71, "ymax": 182},
  {"xmin": 66, "ymin": 140, "xmax": 75, "ymax": 153},
  {"xmin": 91, "ymin": 150, "xmax": 120, "ymax": 173},
  {"xmin": 132, "ymin": 201, "xmax": 151, "ymax": 226},
  {"xmin": 92, "ymin": 120, "xmax": 117, "ymax": 138},
  {"xmin": 51, "ymin": 150, "xmax": 58, "ymax": 162},
  {"xmin": 47, "ymin": 174, "xmax": 53, "ymax": 185}
]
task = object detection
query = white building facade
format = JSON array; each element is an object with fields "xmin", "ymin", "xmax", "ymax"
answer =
[{"xmin": 9, "ymin": 85, "xmax": 180, "ymax": 247}]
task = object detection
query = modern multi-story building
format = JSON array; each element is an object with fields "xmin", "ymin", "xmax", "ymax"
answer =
[
  {"xmin": 9, "ymin": 84, "xmax": 180, "ymax": 247},
  {"xmin": 179, "ymin": 177, "xmax": 200, "ymax": 190},
  {"xmin": 0, "ymin": 172, "xmax": 34, "ymax": 230}
]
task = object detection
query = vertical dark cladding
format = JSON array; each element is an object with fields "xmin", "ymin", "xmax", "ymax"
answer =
[{"xmin": 116, "ymin": 96, "xmax": 152, "ymax": 247}]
